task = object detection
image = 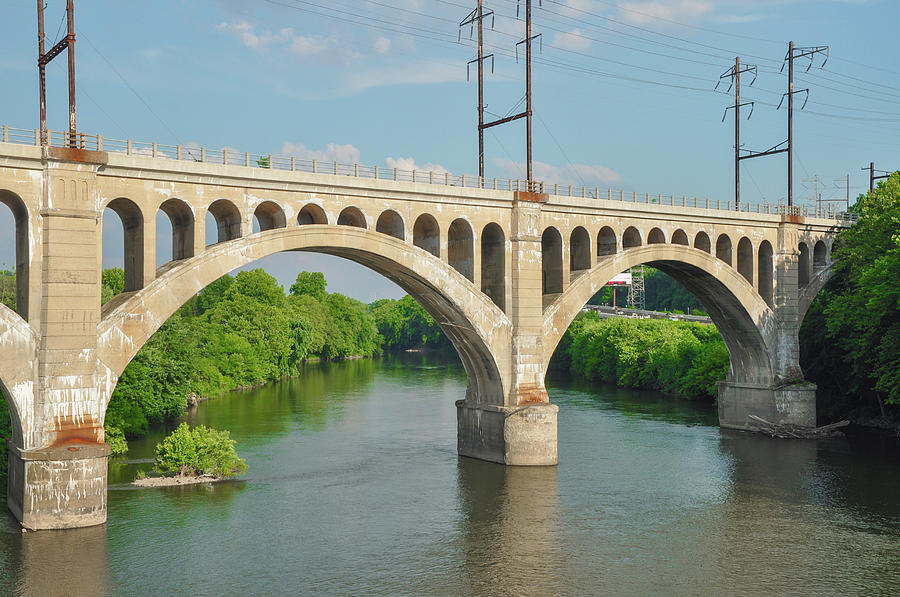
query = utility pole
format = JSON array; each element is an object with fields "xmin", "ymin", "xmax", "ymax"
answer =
[
  {"xmin": 863, "ymin": 162, "xmax": 891, "ymax": 195},
  {"xmin": 464, "ymin": 0, "xmax": 541, "ymax": 189},
  {"xmin": 460, "ymin": 1, "xmax": 494, "ymax": 180},
  {"xmin": 37, "ymin": 0, "xmax": 78, "ymax": 148},
  {"xmin": 718, "ymin": 57, "xmax": 756, "ymax": 209},
  {"xmin": 736, "ymin": 42, "xmax": 826, "ymax": 209},
  {"xmin": 780, "ymin": 41, "xmax": 828, "ymax": 207}
]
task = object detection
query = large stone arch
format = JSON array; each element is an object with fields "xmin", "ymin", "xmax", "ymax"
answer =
[
  {"xmin": 97, "ymin": 226, "xmax": 512, "ymax": 414},
  {"xmin": 542, "ymin": 245, "xmax": 775, "ymax": 386},
  {"xmin": 0, "ymin": 301, "xmax": 37, "ymax": 448}
]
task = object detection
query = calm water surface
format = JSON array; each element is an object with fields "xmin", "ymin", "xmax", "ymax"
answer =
[{"xmin": 1, "ymin": 353, "xmax": 898, "ymax": 596}]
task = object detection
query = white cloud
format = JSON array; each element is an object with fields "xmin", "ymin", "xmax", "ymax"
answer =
[
  {"xmin": 374, "ymin": 36, "xmax": 391, "ymax": 55},
  {"xmin": 494, "ymin": 158, "xmax": 623, "ymax": 187},
  {"xmin": 551, "ymin": 29, "xmax": 592, "ymax": 53},
  {"xmin": 385, "ymin": 156, "xmax": 449, "ymax": 174},
  {"xmin": 342, "ymin": 60, "xmax": 465, "ymax": 94},
  {"xmin": 280, "ymin": 141, "xmax": 361, "ymax": 164},
  {"xmin": 217, "ymin": 20, "xmax": 343, "ymax": 59}
]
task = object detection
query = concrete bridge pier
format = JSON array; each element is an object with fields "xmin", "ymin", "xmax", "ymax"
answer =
[
  {"xmin": 457, "ymin": 191, "xmax": 558, "ymax": 467},
  {"xmin": 6, "ymin": 153, "xmax": 111, "ymax": 530},
  {"xmin": 718, "ymin": 220, "xmax": 816, "ymax": 431}
]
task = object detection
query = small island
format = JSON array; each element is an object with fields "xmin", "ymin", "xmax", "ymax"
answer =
[{"xmin": 132, "ymin": 422, "xmax": 247, "ymax": 487}]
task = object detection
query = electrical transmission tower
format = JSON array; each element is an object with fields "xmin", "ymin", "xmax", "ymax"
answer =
[
  {"xmin": 727, "ymin": 42, "xmax": 827, "ymax": 209},
  {"xmin": 628, "ymin": 266, "xmax": 645, "ymax": 311}
]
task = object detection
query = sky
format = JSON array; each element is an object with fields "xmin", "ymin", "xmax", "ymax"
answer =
[{"xmin": 1, "ymin": 0, "xmax": 898, "ymax": 301}]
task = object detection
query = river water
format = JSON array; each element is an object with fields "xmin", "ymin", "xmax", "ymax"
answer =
[{"xmin": 1, "ymin": 353, "xmax": 899, "ymax": 596}]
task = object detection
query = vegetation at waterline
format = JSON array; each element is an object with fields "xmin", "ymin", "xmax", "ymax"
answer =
[
  {"xmin": 801, "ymin": 172, "xmax": 900, "ymax": 423},
  {"xmin": 154, "ymin": 423, "xmax": 247, "ymax": 479},
  {"xmin": 552, "ymin": 312, "xmax": 728, "ymax": 400}
]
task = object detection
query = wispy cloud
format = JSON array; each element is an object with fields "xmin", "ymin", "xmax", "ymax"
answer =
[
  {"xmin": 216, "ymin": 20, "xmax": 349, "ymax": 60},
  {"xmin": 618, "ymin": 1, "xmax": 714, "ymax": 25},
  {"xmin": 385, "ymin": 156, "xmax": 449, "ymax": 174},
  {"xmin": 551, "ymin": 29, "xmax": 592, "ymax": 52},
  {"xmin": 281, "ymin": 141, "xmax": 361, "ymax": 164},
  {"xmin": 494, "ymin": 158, "xmax": 624, "ymax": 186}
]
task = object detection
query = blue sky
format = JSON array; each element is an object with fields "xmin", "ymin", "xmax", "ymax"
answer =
[{"xmin": 2, "ymin": 0, "xmax": 898, "ymax": 300}]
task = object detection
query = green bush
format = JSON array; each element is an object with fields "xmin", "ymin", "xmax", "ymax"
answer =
[
  {"xmin": 104, "ymin": 424, "xmax": 129, "ymax": 456},
  {"xmin": 154, "ymin": 423, "xmax": 247, "ymax": 478}
]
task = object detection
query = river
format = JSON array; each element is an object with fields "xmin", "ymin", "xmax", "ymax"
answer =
[{"xmin": 2, "ymin": 353, "xmax": 899, "ymax": 596}]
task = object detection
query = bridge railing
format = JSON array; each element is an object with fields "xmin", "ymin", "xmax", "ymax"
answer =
[{"xmin": 0, "ymin": 124, "xmax": 859, "ymax": 224}]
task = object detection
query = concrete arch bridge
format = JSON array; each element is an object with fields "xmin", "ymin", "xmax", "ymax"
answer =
[{"xmin": 0, "ymin": 139, "xmax": 850, "ymax": 529}]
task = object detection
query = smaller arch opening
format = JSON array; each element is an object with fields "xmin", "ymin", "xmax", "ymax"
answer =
[
  {"xmin": 813, "ymin": 240, "xmax": 827, "ymax": 271},
  {"xmin": 448, "ymin": 218, "xmax": 474, "ymax": 282},
  {"xmin": 207, "ymin": 199, "xmax": 242, "ymax": 244},
  {"xmin": 648, "ymin": 227, "xmax": 666, "ymax": 244},
  {"xmin": 716, "ymin": 234, "xmax": 732, "ymax": 266},
  {"xmin": 694, "ymin": 231, "xmax": 711, "ymax": 253},
  {"xmin": 622, "ymin": 226, "xmax": 642, "ymax": 249},
  {"xmin": 481, "ymin": 223, "xmax": 505, "ymax": 311},
  {"xmin": 105, "ymin": 197, "xmax": 145, "ymax": 292},
  {"xmin": 542, "ymin": 227, "xmax": 563, "ymax": 295},
  {"xmin": 413, "ymin": 214, "xmax": 440, "ymax": 257},
  {"xmin": 253, "ymin": 201, "xmax": 287, "ymax": 232},
  {"xmin": 0, "ymin": 190, "xmax": 29, "ymax": 318},
  {"xmin": 737, "ymin": 237, "xmax": 753, "ymax": 283},
  {"xmin": 337, "ymin": 206, "xmax": 367, "ymax": 229},
  {"xmin": 376, "ymin": 210, "xmax": 405, "ymax": 240},
  {"xmin": 298, "ymin": 204, "xmax": 327, "ymax": 225},
  {"xmin": 158, "ymin": 198, "xmax": 194, "ymax": 265},
  {"xmin": 798, "ymin": 242, "xmax": 810, "ymax": 287},
  {"xmin": 672, "ymin": 229, "xmax": 688, "ymax": 246},
  {"xmin": 570, "ymin": 226, "xmax": 591, "ymax": 272},
  {"xmin": 758, "ymin": 240, "xmax": 773, "ymax": 308},
  {"xmin": 597, "ymin": 226, "xmax": 616, "ymax": 256}
]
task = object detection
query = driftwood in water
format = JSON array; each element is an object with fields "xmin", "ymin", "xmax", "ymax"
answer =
[{"xmin": 747, "ymin": 414, "xmax": 850, "ymax": 439}]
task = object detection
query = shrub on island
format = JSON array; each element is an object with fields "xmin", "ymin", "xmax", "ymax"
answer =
[{"xmin": 154, "ymin": 423, "xmax": 247, "ymax": 479}]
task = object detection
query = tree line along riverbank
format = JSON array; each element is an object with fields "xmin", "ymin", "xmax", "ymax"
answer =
[{"xmin": 0, "ymin": 172, "xmax": 897, "ymax": 471}]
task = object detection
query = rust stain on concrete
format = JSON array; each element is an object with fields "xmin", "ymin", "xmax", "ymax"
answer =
[{"xmin": 50, "ymin": 414, "xmax": 103, "ymax": 447}]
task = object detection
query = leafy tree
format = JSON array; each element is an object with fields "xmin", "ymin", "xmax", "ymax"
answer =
[
  {"xmin": 101, "ymin": 267, "xmax": 125, "ymax": 304},
  {"xmin": 802, "ymin": 172, "xmax": 900, "ymax": 417},
  {"xmin": 0, "ymin": 268, "xmax": 15, "ymax": 311},
  {"xmin": 290, "ymin": 271, "xmax": 327, "ymax": 302},
  {"xmin": 154, "ymin": 422, "xmax": 247, "ymax": 478}
]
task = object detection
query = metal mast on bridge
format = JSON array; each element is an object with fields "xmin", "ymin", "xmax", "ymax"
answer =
[
  {"xmin": 37, "ymin": 0, "xmax": 78, "ymax": 148},
  {"xmin": 718, "ymin": 57, "xmax": 757, "ymax": 209},
  {"xmin": 461, "ymin": 0, "xmax": 541, "ymax": 188},
  {"xmin": 863, "ymin": 162, "xmax": 893, "ymax": 195}
]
